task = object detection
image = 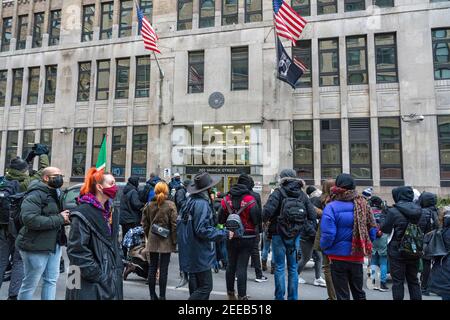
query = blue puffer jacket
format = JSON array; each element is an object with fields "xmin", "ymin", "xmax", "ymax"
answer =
[{"xmin": 320, "ymin": 200, "xmax": 377, "ymax": 259}]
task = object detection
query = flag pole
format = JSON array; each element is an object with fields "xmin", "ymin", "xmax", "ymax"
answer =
[{"xmin": 153, "ymin": 52, "xmax": 165, "ymax": 79}]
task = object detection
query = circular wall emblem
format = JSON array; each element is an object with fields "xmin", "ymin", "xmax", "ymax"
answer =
[{"xmin": 209, "ymin": 92, "xmax": 225, "ymax": 109}]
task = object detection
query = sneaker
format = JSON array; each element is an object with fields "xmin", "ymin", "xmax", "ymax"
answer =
[
  {"xmin": 255, "ymin": 276, "xmax": 268, "ymax": 283},
  {"xmin": 379, "ymin": 283, "xmax": 389, "ymax": 292},
  {"xmin": 313, "ymin": 277, "xmax": 327, "ymax": 287},
  {"xmin": 298, "ymin": 277, "xmax": 306, "ymax": 284}
]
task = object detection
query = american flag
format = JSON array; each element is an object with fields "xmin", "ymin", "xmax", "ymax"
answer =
[
  {"xmin": 293, "ymin": 57, "xmax": 309, "ymax": 73},
  {"xmin": 273, "ymin": 0, "xmax": 308, "ymax": 43},
  {"xmin": 189, "ymin": 66, "xmax": 203, "ymax": 91},
  {"xmin": 137, "ymin": 3, "xmax": 160, "ymax": 54}
]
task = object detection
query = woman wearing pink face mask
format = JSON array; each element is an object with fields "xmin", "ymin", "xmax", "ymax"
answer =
[{"xmin": 66, "ymin": 168, "xmax": 123, "ymax": 300}]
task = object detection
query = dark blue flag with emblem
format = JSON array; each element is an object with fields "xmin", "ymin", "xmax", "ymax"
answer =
[{"xmin": 276, "ymin": 36, "xmax": 303, "ymax": 89}]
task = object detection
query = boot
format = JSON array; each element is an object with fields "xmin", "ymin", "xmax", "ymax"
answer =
[
  {"xmin": 261, "ymin": 260, "xmax": 267, "ymax": 272},
  {"xmin": 227, "ymin": 291, "xmax": 237, "ymax": 300},
  {"xmin": 150, "ymin": 293, "xmax": 159, "ymax": 301},
  {"xmin": 238, "ymin": 295, "xmax": 249, "ymax": 300},
  {"xmin": 123, "ymin": 263, "xmax": 135, "ymax": 281},
  {"xmin": 176, "ymin": 272, "xmax": 189, "ymax": 288}
]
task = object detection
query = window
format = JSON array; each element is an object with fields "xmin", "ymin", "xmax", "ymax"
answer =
[
  {"xmin": 1, "ymin": 17, "xmax": 12, "ymax": 52},
  {"xmin": 292, "ymin": 40, "xmax": 312, "ymax": 87},
  {"xmin": 16, "ymin": 15, "xmax": 28, "ymax": 50},
  {"xmin": 178, "ymin": 0, "xmax": 193, "ymax": 30},
  {"xmin": 11, "ymin": 69, "xmax": 23, "ymax": 106},
  {"xmin": 292, "ymin": 0, "xmax": 310, "ymax": 17},
  {"xmin": 231, "ymin": 47, "xmax": 249, "ymax": 91},
  {"xmin": 293, "ymin": 120, "xmax": 313, "ymax": 180},
  {"xmin": 132, "ymin": 126, "xmax": 148, "ymax": 177},
  {"xmin": 321, "ymin": 119, "xmax": 342, "ymax": 179},
  {"xmin": 82, "ymin": 5, "xmax": 95, "ymax": 42},
  {"xmin": 22, "ymin": 130, "xmax": 35, "ymax": 159},
  {"xmin": 379, "ymin": 117, "xmax": 403, "ymax": 181},
  {"xmin": 32, "ymin": 13, "xmax": 44, "ymax": 48},
  {"xmin": 40, "ymin": 129, "xmax": 53, "ymax": 163},
  {"xmin": 5, "ymin": 131, "xmax": 18, "ymax": 171},
  {"xmin": 188, "ymin": 51, "xmax": 204, "ymax": 93},
  {"xmin": 100, "ymin": 2, "xmax": 114, "ymax": 40},
  {"xmin": 438, "ymin": 116, "xmax": 450, "ymax": 182},
  {"xmin": 77, "ymin": 62, "xmax": 91, "ymax": 102},
  {"xmin": 136, "ymin": 56, "xmax": 150, "ymax": 98},
  {"xmin": 432, "ymin": 28, "xmax": 450, "ymax": 80},
  {"xmin": 28, "ymin": 67, "xmax": 40, "ymax": 105},
  {"xmin": 72, "ymin": 128, "xmax": 88, "ymax": 177},
  {"xmin": 349, "ymin": 118, "xmax": 371, "ymax": 181},
  {"xmin": 139, "ymin": 0, "xmax": 153, "ymax": 34},
  {"xmin": 319, "ymin": 38, "xmax": 339, "ymax": 86},
  {"xmin": 245, "ymin": 0, "xmax": 262, "ymax": 23},
  {"xmin": 44, "ymin": 65, "xmax": 57, "ymax": 104},
  {"xmin": 119, "ymin": 1, "xmax": 133, "ymax": 38},
  {"xmin": 115, "ymin": 58, "xmax": 130, "ymax": 99},
  {"xmin": 345, "ymin": 0, "xmax": 365, "ymax": 11},
  {"xmin": 375, "ymin": 33, "xmax": 398, "ymax": 83},
  {"xmin": 318, "ymin": 0, "xmax": 337, "ymax": 14},
  {"xmin": 222, "ymin": 0, "xmax": 238, "ymax": 26},
  {"xmin": 0, "ymin": 70, "xmax": 7, "ymax": 107},
  {"xmin": 199, "ymin": 0, "xmax": 215, "ymax": 28},
  {"xmin": 48, "ymin": 10, "xmax": 61, "ymax": 46},
  {"xmin": 92, "ymin": 127, "xmax": 107, "ymax": 166},
  {"xmin": 96, "ymin": 60, "xmax": 110, "ymax": 100},
  {"xmin": 373, "ymin": 0, "xmax": 394, "ymax": 7},
  {"xmin": 346, "ymin": 35, "xmax": 368, "ymax": 85},
  {"xmin": 111, "ymin": 127, "xmax": 127, "ymax": 178}
]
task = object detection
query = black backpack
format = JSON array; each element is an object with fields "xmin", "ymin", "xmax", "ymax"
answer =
[
  {"xmin": 0, "ymin": 179, "xmax": 26, "ymax": 235},
  {"xmin": 139, "ymin": 183, "xmax": 152, "ymax": 203},
  {"xmin": 276, "ymin": 188, "xmax": 307, "ymax": 240}
]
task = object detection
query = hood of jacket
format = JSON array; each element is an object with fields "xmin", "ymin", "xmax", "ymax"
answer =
[
  {"xmin": 5, "ymin": 168, "xmax": 28, "ymax": 182},
  {"xmin": 280, "ymin": 178, "xmax": 303, "ymax": 197},
  {"xmin": 122, "ymin": 182, "xmax": 137, "ymax": 195},
  {"xmin": 419, "ymin": 192, "xmax": 437, "ymax": 208},
  {"xmin": 392, "ymin": 186, "xmax": 414, "ymax": 203},
  {"xmin": 27, "ymin": 179, "xmax": 51, "ymax": 194},
  {"xmin": 394, "ymin": 201, "xmax": 423, "ymax": 224},
  {"xmin": 229, "ymin": 183, "xmax": 251, "ymax": 198}
]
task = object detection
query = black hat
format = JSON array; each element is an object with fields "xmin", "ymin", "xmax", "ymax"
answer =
[
  {"xmin": 306, "ymin": 186, "xmax": 317, "ymax": 196},
  {"xmin": 335, "ymin": 173, "xmax": 355, "ymax": 190},
  {"xmin": 369, "ymin": 196, "xmax": 383, "ymax": 208},
  {"xmin": 187, "ymin": 172, "xmax": 221, "ymax": 195},
  {"xmin": 237, "ymin": 174, "xmax": 253, "ymax": 190},
  {"xmin": 9, "ymin": 157, "xmax": 28, "ymax": 171},
  {"xmin": 128, "ymin": 176, "xmax": 140, "ymax": 188}
]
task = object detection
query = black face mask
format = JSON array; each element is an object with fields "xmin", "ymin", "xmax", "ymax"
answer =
[{"xmin": 48, "ymin": 175, "xmax": 64, "ymax": 189}]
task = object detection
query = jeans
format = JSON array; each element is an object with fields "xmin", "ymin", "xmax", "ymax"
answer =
[
  {"xmin": 226, "ymin": 238, "xmax": 255, "ymax": 297},
  {"xmin": 261, "ymin": 231, "xmax": 271, "ymax": 261},
  {"xmin": 442, "ymin": 295, "xmax": 450, "ymax": 301},
  {"xmin": 297, "ymin": 239, "xmax": 323, "ymax": 279},
  {"xmin": 148, "ymin": 252, "xmax": 171, "ymax": 299},
  {"xmin": 271, "ymin": 235, "xmax": 299, "ymax": 300},
  {"xmin": 216, "ymin": 239, "xmax": 228, "ymax": 267},
  {"xmin": 330, "ymin": 260, "xmax": 366, "ymax": 300},
  {"xmin": 389, "ymin": 257, "xmax": 422, "ymax": 300},
  {"xmin": 18, "ymin": 245, "xmax": 62, "ymax": 300},
  {"xmin": 188, "ymin": 270, "xmax": 213, "ymax": 300},
  {"xmin": 371, "ymin": 253, "xmax": 388, "ymax": 284},
  {"xmin": 250, "ymin": 234, "xmax": 263, "ymax": 278},
  {"xmin": 0, "ymin": 225, "xmax": 24, "ymax": 298}
]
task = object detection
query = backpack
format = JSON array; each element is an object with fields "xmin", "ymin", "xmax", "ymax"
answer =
[
  {"xmin": 139, "ymin": 183, "xmax": 152, "ymax": 203},
  {"xmin": 276, "ymin": 188, "xmax": 307, "ymax": 240},
  {"xmin": 0, "ymin": 179, "xmax": 26, "ymax": 236},
  {"xmin": 224, "ymin": 197, "xmax": 256, "ymax": 238},
  {"xmin": 398, "ymin": 215, "xmax": 424, "ymax": 259}
]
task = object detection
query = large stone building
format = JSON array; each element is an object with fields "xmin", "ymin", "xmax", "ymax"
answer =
[{"xmin": 0, "ymin": 0, "xmax": 449, "ymax": 199}]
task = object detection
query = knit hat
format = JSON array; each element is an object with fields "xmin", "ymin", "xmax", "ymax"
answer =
[
  {"xmin": 306, "ymin": 186, "xmax": 317, "ymax": 196},
  {"xmin": 280, "ymin": 169, "xmax": 297, "ymax": 179},
  {"xmin": 237, "ymin": 174, "xmax": 253, "ymax": 190},
  {"xmin": 362, "ymin": 187, "xmax": 373, "ymax": 199},
  {"xmin": 335, "ymin": 173, "xmax": 355, "ymax": 190},
  {"xmin": 9, "ymin": 157, "xmax": 28, "ymax": 171}
]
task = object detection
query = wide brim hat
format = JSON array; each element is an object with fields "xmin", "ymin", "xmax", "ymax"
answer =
[{"xmin": 187, "ymin": 172, "xmax": 221, "ymax": 195}]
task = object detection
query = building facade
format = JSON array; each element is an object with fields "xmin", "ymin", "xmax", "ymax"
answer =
[{"xmin": 0, "ymin": 0, "xmax": 449, "ymax": 199}]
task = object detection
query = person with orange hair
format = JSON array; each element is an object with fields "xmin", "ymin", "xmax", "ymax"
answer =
[
  {"xmin": 66, "ymin": 168, "xmax": 123, "ymax": 300},
  {"xmin": 141, "ymin": 181, "xmax": 177, "ymax": 300}
]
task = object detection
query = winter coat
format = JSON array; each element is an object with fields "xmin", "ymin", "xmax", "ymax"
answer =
[
  {"xmin": 169, "ymin": 178, "xmax": 182, "ymax": 191},
  {"xmin": 177, "ymin": 192, "xmax": 229, "ymax": 273},
  {"xmin": 381, "ymin": 186, "xmax": 428, "ymax": 261},
  {"xmin": 320, "ymin": 199, "xmax": 377, "ymax": 260},
  {"xmin": 262, "ymin": 177, "xmax": 316, "ymax": 237},
  {"xmin": 5, "ymin": 154, "xmax": 49, "ymax": 192},
  {"xmin": 141, "ymin": 200, "xmax": 177, "ymax": 254},
  {"xmin": 16, "ymin": 180, "xmax": 66, "ymax": 252},
  {"xmin": 218, "ymin": 184, "xmax": 261, "ymax": 238},
  {"xmin": 174, "ymin": 186, "xmax": 188, "ymax": 212},
  {"xmin": 418, "ymin": 192, "xmax": 440, "ymax": 235},
  {"xmin": 119, "ymin": 182, "xmax": 143, "ymax": 225},
  {"xmin": 66, "ymin": 202, "xmax": 123, "ymax": 300},
  {"xmin": 429, "ymin": 214, "xmax": 450, "ymax": 297}
]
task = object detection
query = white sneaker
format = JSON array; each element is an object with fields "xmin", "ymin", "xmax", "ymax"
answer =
[
  {"xmin": 313, "ymin": 277, "xmax": 327, "ymax": 287},
  {"xmin": 298, "ymin": 277, "xmax": 306, "ymax": 284}
]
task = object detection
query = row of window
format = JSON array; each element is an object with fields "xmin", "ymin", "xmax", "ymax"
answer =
[{"xmin": 292, "ymin": 0, "xmax": 395, "ymax": 16}]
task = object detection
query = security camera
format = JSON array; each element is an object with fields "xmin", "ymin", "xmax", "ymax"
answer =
[
  {"xmin": 417, "ymin": 115, "xmax": 424, "ymax": 121},
  {"xmin": 60, "ymin": 128, "xmax": 65, "ymax": 134},
  {"xmin": 401, "ymin": 114, "xmax": 424, "ymax": 123}
]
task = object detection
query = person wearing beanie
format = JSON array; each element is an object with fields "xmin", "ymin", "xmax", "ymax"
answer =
[
  {"xmin": 362, "ymin": 187, "xmax": 373, "ymax": 199},
  {"xmin": 320, "ymin": 173, "xmax": 377, "ymax": 300},
  {"xmin": 263, "ymin": 169, "xmax": 316, "ymax": 300}
]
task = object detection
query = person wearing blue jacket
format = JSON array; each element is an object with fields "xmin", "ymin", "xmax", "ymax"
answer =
[
  {"xmin": 320, "ymin": 173, "xmax": 377, "ymax": 300},
  {"xmin": 177, "ymin": 172, "xmax": 233, "ymax": 300}
]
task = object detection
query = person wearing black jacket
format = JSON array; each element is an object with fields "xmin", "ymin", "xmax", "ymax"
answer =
[
  {"xmin": 381, "ymin": 186, "xmax": 428, "ymax": 301},
  {"xmin": 174, "ymin": 179, "xmax": 191, "ymax": 212},
  {"xmin": 418, "ymin": 192, "xmax": 439, "ymax": 296},
  {"xmin": 263, "ymin": 169, "xmax": 316, "ymax": 300}
]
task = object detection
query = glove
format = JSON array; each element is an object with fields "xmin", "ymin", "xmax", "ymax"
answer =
[
  {"xmin": 25, "ymin": 150, "xmax": 36, "ymax": 163},
  {"xmin": 32, "ymin": 143, "xmax": 49, "ymax": 156}
]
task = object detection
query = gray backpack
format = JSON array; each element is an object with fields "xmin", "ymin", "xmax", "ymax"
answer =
[{"xmin": 224, "ymin": 199, "xmax": 256, "ymax": 238}]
